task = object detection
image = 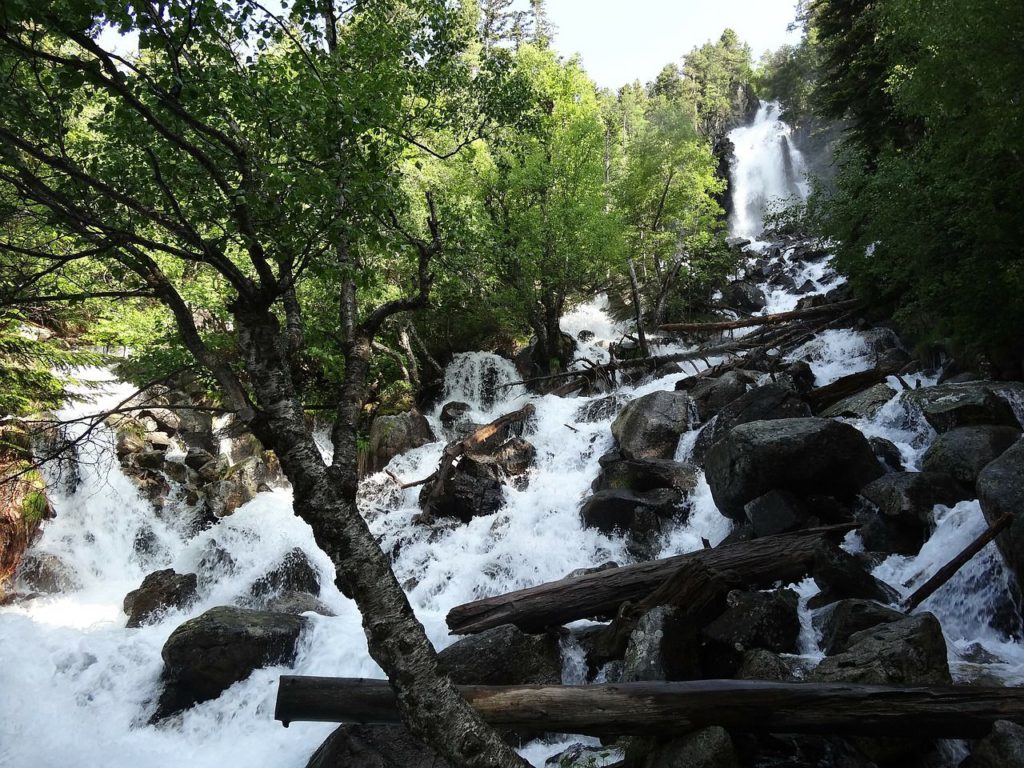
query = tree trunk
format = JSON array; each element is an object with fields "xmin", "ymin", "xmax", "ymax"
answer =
[
  {"xmin": 627, "ymin": 258, "xmax": 650, "ymax": 357},
  {"xmin": 237, "ymin": 311, "xmax": 528, "ymax": 768},
  {"xmin": 277, "ymin": 677, "xmax": 1024, "ymax": 739},
  {"xmin": 447, "ymin": 525, "xmax": 854, "ymax": 634}
]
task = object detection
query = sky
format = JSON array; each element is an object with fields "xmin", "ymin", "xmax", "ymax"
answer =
[{"xmin": 544, "ymin": 0, "xmax": 803, "ymax": 90}]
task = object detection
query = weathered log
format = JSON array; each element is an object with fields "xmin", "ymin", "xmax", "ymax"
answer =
[
  {"xmin": 659, "ymin": 300, "xmax": 859, "ymax": 334},
  {"xmin": 446, "ymin": 525, "xmax": 856, "ymax": 635},
  {"xmin": 903, "ymin": 512, "xmax": 1014, "ymax": 612},
  {"xmin": 276, "ymin": 676, "xmax": 1024, "ymax": 738}
]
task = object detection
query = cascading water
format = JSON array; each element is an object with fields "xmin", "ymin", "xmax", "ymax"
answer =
[
  {"xmin": 4, "ymin": 105, "xmax": 1024, "ymax": 768},
  {"xmin": 728, "ymin": 101, "xmax": 809, "ymax": 240}
]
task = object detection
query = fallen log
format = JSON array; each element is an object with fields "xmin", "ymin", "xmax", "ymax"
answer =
[
  {"xmin": 659, "ymin": 300, "xmax": 859, "ymax": 334},
  {"xmin": 902, "ymin": 512, "xmax": 1014, "ymax": 612},
  {"xmin": 275, "ymin": 677, "xmax": 1024, "ymax": 738},
  {"xmin": 446, "ymin": 524, "xmax": 856, "ymax": 635}
]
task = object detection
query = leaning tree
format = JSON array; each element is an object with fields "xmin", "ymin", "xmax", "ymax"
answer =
[{"xmin": 0, "ymin": 0, "xmax": 530, "ymax": 764}]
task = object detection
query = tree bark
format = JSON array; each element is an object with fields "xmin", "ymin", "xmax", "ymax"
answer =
[
  {"xmin": 276, "ymin": 677, "xmax": 1024, "ymax": 739},
  {"xmin": 659, "ymin": 299, "xmax": 859, "ymax": 334},
  {"xmin": 447, "ymin": 525, "xmax": 855, "ymax": 634},
  {"xmin": 627, "ymin": 258, "xmax": 649, "ymax": 357}
]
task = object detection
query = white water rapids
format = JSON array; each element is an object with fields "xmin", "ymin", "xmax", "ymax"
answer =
[{"xmin": 3, "ymin": 103, "xmax": 1023, "ymax": 767}]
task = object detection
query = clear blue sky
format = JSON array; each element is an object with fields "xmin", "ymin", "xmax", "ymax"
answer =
[{"xmin": 545, "ymin": 0, "xmax": 802, "ymax": 89}]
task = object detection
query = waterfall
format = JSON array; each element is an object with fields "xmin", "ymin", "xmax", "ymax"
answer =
[{"xmin": 728, "ymin": 101, "xmax": 809, "ymax": 240}]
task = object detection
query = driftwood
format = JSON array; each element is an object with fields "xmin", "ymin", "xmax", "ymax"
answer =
[
  {"xmin": 446, "ymin": 524, "xmax": 855, "ymax": 635},
  {"xmin": 275, "ymin": 676, "xmax": 1024, "ymax": 738},
  {"xmin": 903, "ymin": 512, "xmax": 1014, "ymax": 612},
  {"xmin": 414, "ymin": 403, "xmax": 536, "ymax": 519},
  {"xmin": 659, "ymin": 300, "xmax": 859, "ymax": 334}
]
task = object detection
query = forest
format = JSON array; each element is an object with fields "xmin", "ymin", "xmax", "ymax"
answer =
[{"xmin": 1, "ymin": 0, "xmax": 1023, "ymax": 767}]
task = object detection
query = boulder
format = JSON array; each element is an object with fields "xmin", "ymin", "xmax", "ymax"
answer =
[
  {"xmin": 683, "ymin": 372, "xmax": 749, "ymax": 422},
  {"xmin": 720, "ymin": 280, "xmax": 766, "ymax": 312},
  {"xmin": 743, "ymin": 489, "xmax": 808, "ymax": 537},
  {"xmin": 263, "ymin": 591, "xmax": 334, "ymax": 616},
  {"xmin": 123, "ymin": 569, "xmax": 198, "ymax": 628},
  {"xmin": 203, "ymin": 478, "xmax": 252, "ymax": 519},
  {"xmin": 580, "ymin": 489, "xmax": 683, "ymax": 535},
  {"xmin": 306, "ymin": 724, "xmax": 450, "ymax": 768},
  {"xmin": 437, "ymin": 624, "xmax": 561, "ymax": 685},
  {"xmin": 184, "ymin": 448, "xmax": 218, "ymax": 472},
  {"xmin": 700, "ymin": 589, "xmax": 800, "ymax": 678},
  {"xmin": 921, "ymin": 425, "xmax": 1020, "ymax": 487},
  {"xmin": 15, "ymin": 551, "xmax": 80, "ymax": 593},
  {"xmin": 807, "ymin": 545, "xmax": 900, "ymax": 610},
  {"xmin": 691, "ymin": 385, "xmax": 812, "ymax": 466},
  {"xmin": 869, "ymin": 436, "xmax": 905, "ymax": 473},
  {"xmin": 420, "ymin": 457, "xmax": 504, "ymax": 522},
  {"xmin": 470, "ymin": 437, "xmax": 536, "ymax": 477},
  {"xmin": 776, "ymin": 360, "xmax": 816, "ymax": 395},
  {"xmin": 611, "ymin": 391, "xmax": 694, "ymax": 460},
  {"xmin": 811, "ymin": 599, "xmax": 906, "ymax": 655},
  {"xmin": 704, "ymin": 418, "xmax": 882, "ymax": 521},
  {"xmin": 809, "ymin": 613, "xmax": 950, "ymax": 685},
  {"xmin": 735, "ymin": 649, "xmax": 797, "ymax": 681},
  {"xmin": 968, "ymin": 720, "xmax": 1024, "ymax": 768},
  {"xmin": 820, "ymin": 383, "xmax": 897, "ymax": 420},
  {"xmin": 439, "ymin": 401, "xmax": 474, "ymax": 439},
  {"xmin": 545, "ymin": 743, "xmax": 623, "ymax": 767},
  {"xmin": 574, "ymin": 394, "xmax": 630, "ymax": 424},
  {"xmin": 592, "ymin": 455, "xmax": 699, "ymax": 494},
  {"xmin": 367, "ymin": 410, "xmax": 434, "ymax": 474},
  {"xmin": 979, "ymin": 438, "xmax": 1024, "ymax": 593},
  {"xmin": 250, "ymin": 548, "xmax": 321, "ymax": 600},
  {"xmin": 905, "ymin": 381, "xmax": 1023, "ymax": 433},
  {"xmin": 857, "ymin": 471, "xmax": 968, "ymax": 555},
  {"xmin": 640, "ymin": 726, "xmax": 740, "ymax": 768},
  {"xmin": 155, "ymin": 606, "xmax": 307, "ymax": 718}
]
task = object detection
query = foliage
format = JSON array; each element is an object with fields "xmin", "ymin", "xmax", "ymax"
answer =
[{"xmin": 681, "ymin": 29, "xmax": 756, "ymax": 141}]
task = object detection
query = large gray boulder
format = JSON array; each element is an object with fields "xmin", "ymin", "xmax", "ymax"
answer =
[
  {"xmin": 979, "ymin": 438, "xmax": 1024, "ymax": 593},
  {"xmin": 682, "ymin": 371, "xmax": 750, "ymax": 422},
  {"xmin": 858, "ymin": 471, "xmax": 969, "ymax": 555},
  {"xmin": 905, "ymin": 381, "xmax": 1023, "ymax": 433},
  {"xmin": 611, "ymin": 391, "xmax": 694, "ymax": 460},
  {"xmin": 811, "ymin": 599, "xmax": 906, "ymax": 656},
  {"xmin": 692, "ymin": 384, "xmax": 812, "ymax": 465},
  {"xmin": 154, "ymin": 606, "xmax": 307, "ymax": 718},
  {"xmin": 592, "ymin": 453, "xmax": 699, "ymax": 494},
  {"xmin": 705, "ymin": 418, "xmax": 882, "ymax": 521},
  {"xmin": 367, "ymin": 410, "xmax": 434, "ymax": 474},
  {"xmin": 921, "ymin": 425, "xmax": 1020, "ymax": 487},
  {"xmin": 306, "ymin": 724, "xmax": 450, "ymax": 768},
  {"xmin": 641, "ymin": 726, "xmax": 740, "ymax": 768},
  {"xmin": 809, "ymin": 613, "xmax": 950, "ymax": 685},
  {"xmin": 419, "ymin": 457, "xmax": 504, "ymax": 523},
  {"xmin": 721, "ymin": 280, "xmax": 766, "ymax": 312},
  {"xmin": 437, "ymin": 624, "xmax": 561, "ymax": 686},
  {"xmin": 820, "ymin": 382, "xmax": 896, "ymax": 420},
  {"xmin": 968, "ymin": 720, "xmax": 1024, "ymax": 768},
  {"xmin": 123, "ymin": 569, "xmax": 198, "ymax": 628},
  {"xmin": 699, "ymin": 589, "xmax": 801, "ymax": 677},
  {"xmin": 249, "ymin": 548, "xmax": 321, "ymax": 602}
]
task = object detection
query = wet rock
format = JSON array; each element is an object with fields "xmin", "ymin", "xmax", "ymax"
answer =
[
  {"xmin": 735, "ymin": 648, "xmax": 797, "ymax": 681},
  {"xmin": 155, "ymin": 606, "xmax": 308, "ymax": 718},
  {"xmin": 692, "ymin": 385, "xmax": 812, "ymax": 466},
  {"xmin": 795, "ymin": 278, "xmax": 817, "ymax": 294},
  {"xmin": 132, "ymin": 450, "xmax": 167, "ymax": 471},
  {"xmin": 592, "ymin": 455, "xmax": 699, "ymax": 494},
  {"xmin": 262, "ymin": 590, "xmax": 334, "ymax": 616},
  {"xmin": 203, "ymin": 478, "xmax": 252, "ymax": 518},
  {"xmin": 184, "ymin": 448, "xmax": 217, "ymax": 472},
  {"xmin": 820, "ymin": 382, "xmax": 897, "ymax": 420},
  {"xmin": 700, "ymin": 589, "xmax": 800, "ymax": 677},
  {"xmin": 574, "ymin": 395, "xmax": 631, "ymax": 424},
  {"xmin": 979, "ymin": 438, "xmax": 1024, "ymax": 593},
  {"xmin": 809, "ymin": 613, "xmax": 950, "ymax": 685},
  {"xmin": 808, "ymin": 545, "xmax": 900, "ymax": 609},
  {"xmin": 640, "ymin": 726, "xmax": 740, "ymax": 768},
  {"xmin": 366, "ymin": 410, "xmax": 434, "ymax": 474},
  {"xmin": 545, "ymin": 743, "xmax": 622, "ymax": 767},
  {"xmin": 905, "ymin": 381, "xmax": 1023, "ymax": 433},
  {"xmin": 471, "ymin": 437, "xmax": 536, "ymax": 477},
  {"xmin": 115, "ymin": 424, "xmax": 147, "ymax": 457},
  {"xmin": 420, "ymin": 457, "xmax": 504, "ymax": 522},
  {"xmin": 869, "ymin": 436, "xmax": 905, "ymax": 473},
  {"xmin": 123, "ymin": 569, "xmax": 198, "ymax": 628},
  {"xmin": 580, "ymin": 489, "xmax": 683, "ymax": 534},
  {"xmin": 611, "ymin": 391, "xmax": 694, "ymax": 460},
  {"xmin": 743, "ymin": 489, "xmax": 809, "ymax": 537},
  {"xmin": 250, "ymin": 548, "xmax": 321, "ymax": 599},
  {"xmin": 437, "ymin": 624, "xmax": 561, "ymax": 685},
  {"xmin": 306, "ymin": 724, "xmax": 450, "ymax": 768},
  {"xmin": 726, "ymin": 236, "xmax": 751, "ymax": 250},
  {"xmin": 684, "ymin": 371, "xmax": 750, "ymax": 422},
  {"xmin": 15, "ymin": 552, "xmax": 80, "ymax": 593},
  {"xmin": 921, "ymin": 425, "xmax": 1020, "ymax": 487},
  {"xmin": 565, "ymin": 560, "xmax": 619, "ymax": 579},
  {"xmin": 791, "ymin": 242, "xmax": 831, "ymax": 263},
  {"xmin": 197, "ymin": 455, "xmax": 230, "ymax": 483},
  {"xmin": 439, "ymin": 401, "xmax": 473, "ymax": 439},
  {"xmin": 858, "ymin": 471, "xmax": 968, "ymax": 555},
  {"xmin": 811, "ymin": 599, "xmax": 906, "ymax": 655},
  {"xmin": 796, "ymin": 294, "xmax": 828, "ymax": 310},
  {"xmin": 777, "ymin": 360, "xmax": 816, "ymax": 395},
  {"xmin": 720, "ymin": 280, "xmax": 766, "ymax": 312},
  {"xmin": 704, "ymin": 418, "xmax": 882, "ymax": 521},
  {"xmin": 576, "ymin": 329, "xmax": 596, "ymax": 342},
  {"xmin": 226, "ymin": 432, "xmax": 264, "ymax": 464},
  {"xmin": 967, "ymin": 720, "xmax": 1024, "ymax": 768}
]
